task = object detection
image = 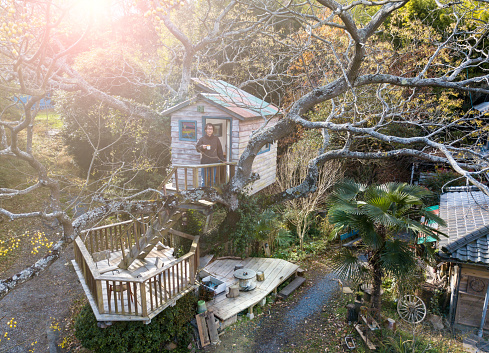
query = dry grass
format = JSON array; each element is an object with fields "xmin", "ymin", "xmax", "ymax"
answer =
[{"xmin": 0, "ymin": 112, "xmax": 83, "ymax": 277}]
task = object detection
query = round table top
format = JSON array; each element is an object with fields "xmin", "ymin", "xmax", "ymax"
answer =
[{"xmin": 234, "ymin": 268, "xmax": 256, "ymax": 280}]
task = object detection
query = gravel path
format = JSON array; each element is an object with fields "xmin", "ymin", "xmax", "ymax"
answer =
[{"xmin": 252, "ymin": 273, "xmax": 339, "ymax": 353}]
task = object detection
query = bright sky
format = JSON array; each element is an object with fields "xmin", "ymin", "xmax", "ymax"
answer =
[{"xmin": 75, "ymin": 0, "xmax": 113, "ymax": 20}]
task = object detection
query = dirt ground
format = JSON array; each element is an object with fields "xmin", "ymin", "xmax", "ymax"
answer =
[
  {"xmin": 0, "ymin": 249, "xmax": 347, "ymax": 353},
  {"xmin": 0, "ymin": 242, "xmax": 84, "ymax": 353},
  {"xmin": 0, "ymin": 249, "xmax": 468, "ymax": 353}
]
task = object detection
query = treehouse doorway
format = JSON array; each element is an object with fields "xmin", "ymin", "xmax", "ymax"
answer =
[{"xmin": 203, "ymin": 117, "xmax": 232, "ymax": 183}]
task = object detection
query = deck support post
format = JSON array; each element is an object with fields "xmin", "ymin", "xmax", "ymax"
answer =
[{"xmin": 247, "ymin": 306, "xmax": 254, "ymax": 320}]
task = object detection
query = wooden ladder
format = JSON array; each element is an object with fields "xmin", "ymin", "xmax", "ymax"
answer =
[{"xmin": 118, "ymin": 211, "xmax": 182, "ymax": 269}]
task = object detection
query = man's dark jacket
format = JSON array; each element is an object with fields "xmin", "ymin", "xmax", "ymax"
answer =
[{"xmin": 196, "ymin": 135, "xmax": 225, "ymax": 164}]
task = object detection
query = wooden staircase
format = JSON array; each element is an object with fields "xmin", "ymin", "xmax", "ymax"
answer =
[{"xmin": 118, "ymin": 211, "xmax": 182, "ymax": 270}]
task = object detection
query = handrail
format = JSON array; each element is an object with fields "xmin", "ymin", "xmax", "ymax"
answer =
[
  {"xmin": 154, "ymin": 162, "xmax": 238, "ymax": 197},
  {"xmin": 80, "ymin": 216, "xmax": 150, "ymax": 233},
  {"xmin": 159, "ymin": 166, "xmax": 177, "ymax": 191},
  {"xmin": 168, "ymin": 228, "xmax": 197, "ymax": 241},
  {"xmin": 75, "ymin": 237, "xmax": 102, "ymax": 277},
  {"xmin": 172, "ymin": 162, "xmax": 237, "ymax": 168}
]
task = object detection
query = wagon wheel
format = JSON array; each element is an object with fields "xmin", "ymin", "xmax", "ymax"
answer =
[{"xmin": 397, "ymin": 295, "xmax": 426, "ymax": 324}]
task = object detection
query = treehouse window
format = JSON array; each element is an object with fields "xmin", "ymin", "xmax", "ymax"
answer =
[
  {"xmin": 258, "ymin": 143, "xmax": 271, "ymax": 155},
  {"xmin": 252, "ymin": 130, "xmax": 271, "ymax": 154},
  {"xmin": 179, "ymin": 120, "xmax": 197, "ymax": 141}
]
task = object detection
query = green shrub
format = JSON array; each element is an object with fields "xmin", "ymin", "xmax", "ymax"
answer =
[
  {"xmin": 181, "ymin": 210, "xmax": 205, "ymax": 235},
  {"xmin": 75, "ymin": 294, "xmax": 197, "ymax": 353}
]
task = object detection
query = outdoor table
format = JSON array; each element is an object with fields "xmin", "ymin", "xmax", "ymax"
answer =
[{"xmin": 234, "ymin": 268, "xmax": 257, "ymax": 291}]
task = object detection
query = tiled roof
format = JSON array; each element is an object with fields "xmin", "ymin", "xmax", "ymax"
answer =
[
  {"xmin": 193, "ymin": 78, "xmax": 280, "ymax": 118},
  {"xmin": 438, "ymin": 190, "xmax": 489, "ymax": 264}
]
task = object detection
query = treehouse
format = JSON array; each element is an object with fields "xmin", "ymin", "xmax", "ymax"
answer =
[
  {"xmin": 161, "ymin": 78, "xmax": 280, "ymax": 195},
  {"xmin": 72, "ymin": 79, "xmax": 283, "ymax": 324}
]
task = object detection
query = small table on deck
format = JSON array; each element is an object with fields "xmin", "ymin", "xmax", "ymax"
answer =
[{"xmin": 234, "ymin": 269, "xmax": 257, "ymax": 291}]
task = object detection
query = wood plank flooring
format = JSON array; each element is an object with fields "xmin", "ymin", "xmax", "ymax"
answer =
[
  {"xmin": 94, "ymin": 244, "xmax": 175, "ymax": 278},
  {"xmin": 202, "ymin": 258, "xmax": 299, "ymax": 321}
]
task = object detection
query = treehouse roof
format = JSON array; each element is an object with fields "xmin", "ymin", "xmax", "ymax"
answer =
[{"xmin": 161, "ymin": 78, "xmax": 280, "ymax": 120}]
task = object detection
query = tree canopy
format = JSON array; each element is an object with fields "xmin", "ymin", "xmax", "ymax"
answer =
[{"xmin": 1, "ymin": 0, "xmax": 489, "ymax": 296}]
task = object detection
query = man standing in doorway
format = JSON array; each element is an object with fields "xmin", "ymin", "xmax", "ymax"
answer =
[{"xmin": 196, "ymin": 123, "xmax": 225, "ymax": 186}]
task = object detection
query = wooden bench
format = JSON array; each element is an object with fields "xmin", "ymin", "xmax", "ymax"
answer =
[{"xmin": 277, "ymin": 276, "xmax": 306, "ymax": 299}]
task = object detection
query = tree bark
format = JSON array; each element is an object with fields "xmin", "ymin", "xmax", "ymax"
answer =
[{"xmin": 370, "ymin": 251, "xmax": 383, "ymax": 315}]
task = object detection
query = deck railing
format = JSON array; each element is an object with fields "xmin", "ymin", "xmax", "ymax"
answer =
[
  {"xmin": 158, "ymin": 162, "xmax": 237, "ymax": 195},
  {"xmin": 74, "ymin": 220, "xmax": 200, "ymax": 319},
  {"xmin": 80, "ymin": 217, "xmax": 150, "ymax": 256}
]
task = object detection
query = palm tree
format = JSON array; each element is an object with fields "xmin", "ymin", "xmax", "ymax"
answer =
[{"xmin": 327, "ymin": 180, "xmax": 445, "ymax": 312}]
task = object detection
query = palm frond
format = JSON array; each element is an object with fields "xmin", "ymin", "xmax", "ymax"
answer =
[
  {"xmin": 381, "ymin": 239, "xmax": 416, "ymax": 278},
  {"xmin": 329, "ymin": 179, "xmax": 365, "ymax": 202},
  {"xmin": 362, "ymin": 203, "xmax": 404, "ymax": 228},
  {"xmin": 331, "ymin": 248, "xmax": 366, "ymax": 281},
  {"xmin": 275, "ymin": 228, "xmax": 293, "ymax": 247},
  {"xmin": 406, "ymin": 219, "xmax": 447, "ymax": 241},
  {"xmin": 419, "ymin": 209, "xmax": 447, "ymax": 228},
  {"xmin": 399, "ymin": 183, "xmax": 433, "ymax": 199},
  {"xmin": 358, "ymin": 223, "xmax": 384, "ymax": 250}
]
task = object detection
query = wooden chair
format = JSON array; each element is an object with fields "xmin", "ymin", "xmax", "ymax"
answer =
[
  {"xmin": 108, "ymin": 282, "xmax": 134, "ymax": 303},
  {"xmin": 93, "ymin": 250, "xmax": 111, "ymax": 267}
]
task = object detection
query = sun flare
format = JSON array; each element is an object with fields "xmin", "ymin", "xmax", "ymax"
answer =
[{"xmin": 75, "ymin": 0, "xmax": 111, "ymax": 18}]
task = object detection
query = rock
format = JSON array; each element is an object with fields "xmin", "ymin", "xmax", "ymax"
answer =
[
  {"xmin": 428, "ymin": 314, "xmax": 444, "ymax": 330},
  {"xmin": 164, "ymin": 342, "xmax": 178, "ymax": 350}
]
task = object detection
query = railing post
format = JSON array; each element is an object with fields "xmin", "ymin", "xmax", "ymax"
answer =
[
  {"xmin": 175, "ymin": 168, "xmax": 179, "ymax": 192},
  {"xmin": 140, "ymin": 282, "xmax": 148, "ymax": 317},
  {"xmin": 96, "ymin": 280, "xmax": 104, "ymax": 314},
  {"xmin": 193, "ymin": 167, "xmax": 198, "ymax": 189},
  {"xmin": 195, "ymin": 243, "xmax": 200, "ymax": 273},
  {"xmin": 189, "ymin": 254, "xmax": 196, "ymax": 285},
  {"xmin": 184, "ymin": 168, "xmax": 188, "ymax": 190}
]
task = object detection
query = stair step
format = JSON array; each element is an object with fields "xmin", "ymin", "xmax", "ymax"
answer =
[
  {"xmin": 119, "ymin": 212, "xmax": 183, "ymax": 269},
  {"xmin": 277, "ymin": 277, "xmax": 306, "ymax": 299}
]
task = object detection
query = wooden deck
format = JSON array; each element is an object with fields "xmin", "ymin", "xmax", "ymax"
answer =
[
  {"xmin": 73, "ymin": 219, "xmax": 200, "ymax": 323},
  {"xmin": 73, "ymin": 243, "xmax": 196, "ymax": 322},
  {"xmin": 202, "ymin": 257, "xmax": 299, "ymax": 322},
  {"xmin": 93, "ymin": 246, "xmax": 189, "ymax": 317}
]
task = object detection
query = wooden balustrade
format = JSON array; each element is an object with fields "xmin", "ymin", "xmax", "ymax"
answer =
[
  {"xmin": 75, "ymin": 223, "xmax": 200, "ymax": 319},
  {"xmin": 81, "ymin": 217, "xmax": 150, "ymax": 255},
  {"xmin": 157, "ymin": 162, "xmax": 237, "ymax": 197}
]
